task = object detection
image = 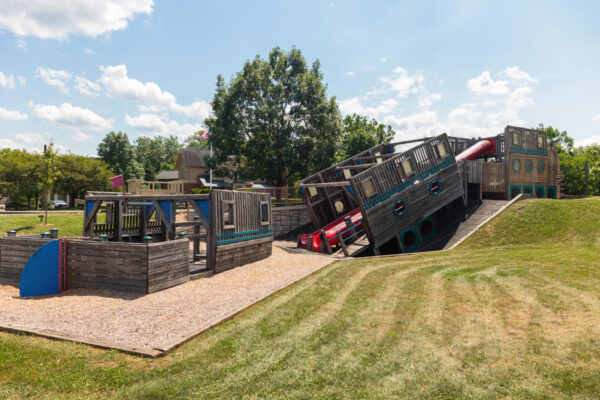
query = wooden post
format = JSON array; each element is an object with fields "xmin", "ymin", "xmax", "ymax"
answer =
[
  {"xmin": 337, "ymin": 232, "xmax": 349, "ymax": 257},
  {"xmin": 115, "ymin": 200, "xmax": 122, "ymax": 241},
  {"xmin": 321, "ymin": 229, "xmax": 333, "ymax": 254},
  {"xmin": 193, "ymin": 215, "xmax": 200, "ymax": 261}
]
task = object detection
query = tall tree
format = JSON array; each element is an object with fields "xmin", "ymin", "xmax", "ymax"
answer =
[
  {"xmin": 97, "ymin": 131, "xmax": 144, "ymax": 181},
  {"xmin": 205, "ymin": 47, "xmax": 342, "ymax": 187},
  {"xmin": 39, "ymin": 143, "xmax": 59, "ymax": 224},
  {"xmin": 537, "ymin": 123, "xmax": 574, "ymax": 154},
  {"xmin": 134, "ymin": 135, "xmax": 180, "ymax": 180},
  {"xmin": 337, "ymin": 114, "xmax": 395, "ymax": 161},
  {"xmin": 55, "ymin": 155, "xmax": 114, "ymax": 205},
  {"xmin": 183, "ymin": 131, "xmax": 210, "ymax": 149}
]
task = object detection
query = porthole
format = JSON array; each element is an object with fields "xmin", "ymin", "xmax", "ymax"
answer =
[
  {"xmin": 393, "ymin": 198, "xmax": 407, "ymax": 216},
  {"xmin": 536, "ymin": 188, "xmax": 544, "ymax": 198},
  {"xmin": 421, "ymin": 219, "xmax": 433, "ymax": 237},
  {"xmin": 429, "ymin": 179, "xmax": 442, "ymax": 196},
  {"xmin": 403, "ymin": 230, "xmax": 416, "ymax": 249},
  {"xmin": 547, "ymin": 187, "xmax": 555, "ymax": 198},
  {"xmin": 525, "ymin": 159, "xmax": 533, "ymax": 173},
  {"xmin": 512, "ymin": 158, "xmax": 521, "ymax": 173},
  {"xmin": 537, "ymin": 160, "xmax": 545, "ymax": 174}
]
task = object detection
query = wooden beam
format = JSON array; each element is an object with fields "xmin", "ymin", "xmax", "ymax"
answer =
[
  {"xmin": 83, "ymin": 200, "xmax": 102, "ymax": 235},
  {"xmin": 298, "ymin": 181, "xmax": 350, "ymax": 188},
  {"xmin": 152, "ymin": 200, "xmax": 173, "ymax": 239},
  {"xmin": 335, "ymin": 163, "xmax": 376, "ymax": 171},
  {"xmin": 189, "ymin": 201, "xmax": 210, "ymax": 229}
]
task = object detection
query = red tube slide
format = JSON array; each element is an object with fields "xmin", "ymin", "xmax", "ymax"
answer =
[
  {"xmin": 455, "ymin": 139, "xmax": 496, "ymax": 162},
  {"xmin": 298, "ymin": 208, "xmax": 363, "ymax": 252}
]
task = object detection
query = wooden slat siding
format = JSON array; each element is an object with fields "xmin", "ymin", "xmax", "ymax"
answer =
[
  {"xmin": 362, "ymin": 164, "xmax": 464, "ymax": 248},
  {"xmin": 466, "ymin": 160, "xmax": 482, "ymax": 184},
  {"xmin": 0, "ymin": 236, "xmax": 50, "ymax": 283},
  {"xmin": 482, "ymin": 163, "xmax": 506, "ymax": 193},
  {"xmin": 548, "ymin": 148, "xmax": 558, "ymax": 186},
  {"xmin": 208, "ymin": 190, "xmax": 273, "ymax": 273},
  {"xmin": 350, "ymin": 134, "xmax": 462, "ymax": 250},
  {"xmin": 66, "ymin": 239, "xmax": 189, "ymax": 293},
  {"xmin": 147, "ymin": 240, "xmax": 189, "ymax": 293}
]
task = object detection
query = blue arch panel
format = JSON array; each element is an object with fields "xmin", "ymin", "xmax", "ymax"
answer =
[
  {"xmin": 196, "ymin": 200, "xmax": 210, "ymax": 222},
  {"xmin": 20, "ymin": 240, "xmax": 60, "ymax": 297},
  {"xmin": 158, "ymin": 200, "xmax": 173, "ymax": 222}
]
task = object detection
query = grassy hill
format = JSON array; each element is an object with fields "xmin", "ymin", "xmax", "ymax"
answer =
[{"xmin": 0, "ymin": 198, "xmax": 599, "ymax": 399}]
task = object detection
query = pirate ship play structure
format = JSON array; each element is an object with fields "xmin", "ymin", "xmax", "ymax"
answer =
[{"xmin": 298, "ymin": 125, "xmax": 560, "ymax": 256}]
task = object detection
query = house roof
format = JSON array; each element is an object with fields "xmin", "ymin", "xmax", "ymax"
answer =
[
  {"xmin": 155, "ymin": 170, "xmax": 179, "ymax": 180},
  {"xmin": 176, "ymin": 148, "xmax": 211, "ymax": 168}
]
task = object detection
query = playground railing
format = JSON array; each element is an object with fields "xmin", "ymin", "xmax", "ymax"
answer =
[{"xmin": 235, "ymin": 186, "xmax": 304, "ymax": 207}]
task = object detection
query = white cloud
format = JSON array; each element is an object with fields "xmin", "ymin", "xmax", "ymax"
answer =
[
  {"xmin": 72, "ymin": 132, "xmax": 95, "ymax": 142},
  {"xmin": 100, "ymin": 64, "xmax": 211, "ymax": 119},
  {"xmin": 593, "ymin": 114, "xmax": 600, "ymax": 121},
  {"xmin": 30, "ymin": 102, "xmax": 113, "ymax": 131},
  {"xmin": 467, "ymin": 71, "xmax": 510, "ymax": 95},
  {"xmin": 0, "ymin": 0, "xmax": 154, "ymax": 40},
  {"xmin": 84, "ymin": 48, "xmax": 95, "ymax": 55},
  {"xmin": 384, "ymin": 111, "xmax": 442, "ymax": 139},
  {"xmin": 501, "ymin": 66, "xmax": 538, "ymax": 84},
  {"xmin": 576, "ymin": 135, "xmax": 600, "ymax": 147},
  {"xmin": 0, "ymin": 72, "xmax": 16, "ymax": 88},
  {"xmin": 418, "ymin": 93, "xmax": 442, "ymax": 109},
  {"xmin": 380, "ymin": 67, "xmax": 424, "ymax": 98},
  {"xmin": 346, "ymin": 71, "xmax": 355, "ymax": 77},
  {"xmin": 125, "ymin": 113, "xmax": 202, "ymax": 140},
  {"xmin": 36, "ymin": 67, "xmax": 72, "ymax": 93},
  {"xmin": 15, "ymin": 132, "xmax": 48, "ymax": 145},
  {"xmin": 17, "ymin": 76, "xmax": 26, "ymax": 85},
  {"xmin": 0, "ymin": 107, "xmax": 28, "ymax": 121},
  {"xmin": 74, "ymin": 75, "xmax": 101, "ymax": 96},
  {"xmin": 482, "ymin": 100, "xmax": 496, "ymax": 108},
  {"xmin": 339, "ymin": 97, "xmax": 399, "ymax": 120}
]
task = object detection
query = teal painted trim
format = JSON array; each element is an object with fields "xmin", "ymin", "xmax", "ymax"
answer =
[
  {"xmin": 217, "ymin": 233, "xmax": 273, "ymax": 245},
  {"xmin": 522, "ymin": 185, "xmax": 533, "ymax": 195},
  {"xmin": 525, "ymin": 159, "xmax": 533, "ymax": 173},
  {"xmin": 399, "ymin": 226, "xmax": 420, "ymax": 253},
  {"xmin": 510, "ymin": 147, "xmax": 548, "ymax": 156},
  {"xmin": 363, "ymin": 156, "xmax": 456, "ymax": 210},
  {"xmin": 537, "ymin": 160, "xmax": 545, "ymax": 174},
  {"xmin": 429, "ymin": 179, "xmax": 442, "ymax": 196},
  {"xmin": 509, "ymin": 185, "xmax": 521, "ymax": 200},
  {"xmin": 418, "ymin": 216, "xmax": 436, "ymax": 242},
  {"xmin": 217, "ymin": 228, "xmax": 272, "ymax": 239},
  {"xmin": 534, "ymin": 185, "xmax": 545, "ymax": 198},
  {"xmin": 512, "ymin": 158, "xmax": 521, "ymax": 173},
  {"xmin": 546, "ymin": 185, "xmax": 557, "ymax": 199},
  {"xmin": 393, "ymin": 198, "xmax": 407, "ymax": 216}
]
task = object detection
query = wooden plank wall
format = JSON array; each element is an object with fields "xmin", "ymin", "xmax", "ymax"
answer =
[
  {"xmin": 208, "ymin": 190, "xmax": 273, "ymax": 274},
  {"xmin": 0, "ymin": 236, "xmax": 50, "ymax": 283},
  {"xmin": 482, "ymin": 163, "xmax": 506, "ymax": 193},
  {"xmin": 466, "ymin": 161, "xmax": 482, "ymax": 184},
  {"xmin": 147, "ymin": 240, "xmax": 190, "ymax": 293},
  {"xmin": 67, "ymin": 239, "xmax": 190, "ymax": 293},
  {"xmin": 349, "ymin": 134, "xmax": 465, "ymax": 249}
]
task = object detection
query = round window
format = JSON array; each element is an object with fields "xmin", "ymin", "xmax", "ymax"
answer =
[
  {"xmin": 393, "ymin": 198, "xmax": 407, "ymax": 216},
  {"xmin": 537, "ymin": 160, "xmax": 545, "ymax": 174},
  {"xmin": 402, "ymin": 230, "xmax": 417, "ymax": 249},
  {"xmin": 547, "ymin": 187, "xmax": 555, "ymax": 198},
  {"xmin": 429, "ymin": 179, "xmax": 442, "ymax": 196},
  {"xmin": 511, "ymin": 187, "xmax": 520, "ymax": 198},
  {"xmin": 421, "ymin": 219, "xmax": 433, "ymax": 238},
  {"xmin": 512, "ymin": 158, "xmax": 521, "ymax": 172},
  {"xmin": 334, "ymin": 200, "xmax": 344, "ymax": 213},
  {"xmin": 536, "ymin": 188, "xmax": 544, "ymax": 198},
  {"xmin": 525, "ymin": 159, "xmax": 533, "ymax": 173}
]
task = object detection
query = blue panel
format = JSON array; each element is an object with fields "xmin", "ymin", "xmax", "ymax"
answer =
[
  {"xmin": 158, "ymin": 200, "xmax": 173, "ymax": 222},
  {"xmin": 196, "ymin": 200, "xmax": 210, "ymax": 222},
  {"xmin": 146, "ymin": 205, "xmax": 153, "ymax": 216},
  {"xmin": 386, "ymin": 144, "xmax": 394, "ymax": 153},
  {"xmin": 356, "ymin": 160, "xmax": 361, "ymax": 165},
  {"xmin": 300, "ymin": 187, "xmax": 304, "ymax": 196},
  {"xmin": 85, "ymin": 200, "xmax": 96, "ymax": 218},
  {"xmin": 346, "ymin": 185, "xmax": 355, "ymax": 196},
  {"xmin": 336, "ymin": 170, "xmax": 341, "ymax": 179},
  {"xmin": 20, "ymin": 240, "xmax": 59, "ymax": 297}
]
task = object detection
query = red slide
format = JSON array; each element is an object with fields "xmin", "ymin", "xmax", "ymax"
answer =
[
  {"xmin": 455, "ymin": 139, "xmax": 496, "ymax": 162},
  {"xmin": 298, "ymin": 208, "xmax": 363, "ymax": 252}
]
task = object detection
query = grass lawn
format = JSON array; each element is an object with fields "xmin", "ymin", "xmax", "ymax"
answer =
[
  {"xmin": 1, "ymin": 198, "xmax": 599, "ymax": 399},
  {"xmin": 0, "ymin": 212, "xmax": 84, "ymax": 237}
]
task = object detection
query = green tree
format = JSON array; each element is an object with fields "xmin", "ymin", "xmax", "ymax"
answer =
[
  {"xmin": 204, "ymin": 47, "xmax": 342, "ymax": 187},
  {"xmin": 97, "ymin": 131, "xmax": 144, "ymax": 181},
  {"xmin": 560, "ymin": 145, "xmax": 600, "ymax": 196},
  {"xmin": 183, "ymin": 132, "xmax": 210, "ymax": 149},
  {"xmin": 0, "ymin": 149, "xmax": 42, "ymax": 208},
  {"xmin": 537, "ymin": 123, "xmax": 574, "ymax": 154},
  {"xmin": 134, "ymin": 135, "xmax": 180, "ymax": 180},
  {"xmin": 337, "ymin": 114, "xmax": 395, "ymax": 161},
  {"xmin": 55, "ymin": 155, "xmax": 114, "ymax": 205},
  {"xmin": 39, "ymin": 143, "xmax": 59, "ymax": 224}
]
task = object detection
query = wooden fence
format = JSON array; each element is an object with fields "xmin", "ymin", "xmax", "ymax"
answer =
[{"xmin": 482, "ymin": 162, "xmax": 506, "ymax": 193}]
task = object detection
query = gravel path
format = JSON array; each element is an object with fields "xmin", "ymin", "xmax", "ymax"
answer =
[{"xmin": 0, "ymin": 243, "xmax": 333, "ymax": 350}]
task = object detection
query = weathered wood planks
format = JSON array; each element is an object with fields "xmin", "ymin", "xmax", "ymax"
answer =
[{"xmin": 0, "ymin": 236, "xmax": 50, "ymax": 283}]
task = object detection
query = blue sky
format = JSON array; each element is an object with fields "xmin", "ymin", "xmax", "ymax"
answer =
[{"xmin": 1, "ymin": 0, "xmax": 599, "ymax": 155}]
